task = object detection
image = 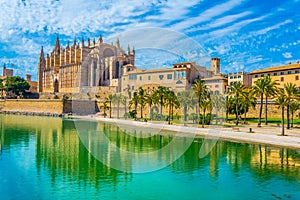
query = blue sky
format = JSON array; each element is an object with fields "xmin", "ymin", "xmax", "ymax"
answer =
[{"xmin": 0, "ymin": 0, "xmax": 299, "ymax": 80}]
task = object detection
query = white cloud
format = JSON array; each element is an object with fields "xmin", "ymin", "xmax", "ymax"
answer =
[
  {"xmin": 282, "ymin": 52, "xmax": 292, "ymax": 59},
  {"xmin": 251, "ymin": 19, "xmax": 293, "ymax": 36}
]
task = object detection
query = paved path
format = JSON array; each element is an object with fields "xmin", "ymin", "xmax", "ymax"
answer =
[{"xmin": 75, "ymin": 116, "xmax": 300, "ymax": 150}]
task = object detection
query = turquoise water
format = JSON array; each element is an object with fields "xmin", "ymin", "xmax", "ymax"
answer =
[{"xmin": 0, "ymin": 114, "xmax": 299, "ymax": 200}]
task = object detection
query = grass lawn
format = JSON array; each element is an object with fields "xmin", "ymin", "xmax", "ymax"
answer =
[{"xmin": 226, "ymin": 116, "xmax": 300, "ymax": 125}]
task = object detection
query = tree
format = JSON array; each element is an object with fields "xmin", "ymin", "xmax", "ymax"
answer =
[
  {"xmin": 264, "ymin": 76, "xmax": 279, "ymax": 125},
  {"xmin": 0, "ymin": 79, "xmax": 4, "ymax": 98},
  {"xmin": 145, "ymin": 89, "xmax": 157, "ymax": 119},
  {"xmin": 229, "ymin": 81, "xmax": 245, "ymax": 126},
  {"xmin": 177, "ymin": 90, "xmax": 196, "ymax": 121},
  {"xmin": 164, "ymin": 89, "xmax": 178, "ymax": 124},
  {"xmin": 100, "ymin": 100, "xmax": 109, "ymax": 118},
  {"xmin": 192, "ymin": 79, "xmax": 208, "ymax": 124},
  {"xmin": 290, "ymin": 101, "xmax": 300, "ymax": 128},
  {"xmin": 106, "ymin": 94, "xmax": 114, "ymax": 118},
  {"xmin": 154, "ymin": 86, "xmax": 167, "ymax": 120},
  {"xmin": 284, "ymin": 83, "xmax": 299, "ymax": 129},
  {"xmin": 112, "ymin": 93, "xmax": 123, "ymax": 119},
  {"xmin": 4, "ymin": 76, "xmax": 30, "ymax": 98},
  {"xmin": 129, "ymin": 91, "xmax": 139, "ymax": 119},
  {"xmin": 274, "ymin": 88, "xmax": 288, "ymax": 136},
  {"xmin": 252, "ymin": 77, "xmax": 267, "ymax": 127},
  {"xmin": 211, "ymin": 94, "xmax": 225, "ymax": 124},
  {"xmin": 240, "ymin": 88, "xmax": 256, "ymax": 124},
  {"xmin": 200, "ymin": 96, "xmax": 212, "ymax": 128},
  {"xmin": 137, "ymin": 87, "xmax": 146, "ymax": 118}
]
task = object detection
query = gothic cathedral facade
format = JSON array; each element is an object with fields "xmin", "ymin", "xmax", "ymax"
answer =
[{"xmin": 38, "ymin": 35, "xmax": 135, "ymax": 94}]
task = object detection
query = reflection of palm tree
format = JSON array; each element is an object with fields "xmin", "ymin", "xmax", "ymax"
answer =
[
  {"xmin": 229, "ymin": 81, "xmax": 245, "ymax": 126},
  {"xmin": 192, "ymin": 79, "xmax": 208, "ymax": 124},
  {"xmin": 177, "ymin": 90, "xmax": 196, "ymax": 121},
  {"xmin": 121, "ymin": 95, "xmax": 129, "ymax": 119}
]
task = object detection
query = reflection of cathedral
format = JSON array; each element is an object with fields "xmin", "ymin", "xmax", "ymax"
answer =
[{"xmin": 38, "ymin": 35, "xmax": 135, "ymax": 93}]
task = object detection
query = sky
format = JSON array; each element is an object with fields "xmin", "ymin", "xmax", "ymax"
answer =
[{"xmin": 0, "ymin": 0, "xmax": 300, "ymax": 80}]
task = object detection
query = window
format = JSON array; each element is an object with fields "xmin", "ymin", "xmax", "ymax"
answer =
[
  {"xmin": 274, "ymin": 73, "xmax": 277, "ymax": 76},
  {"xmin": 238, "ymin": 76, "xmax": 241, "ymax": 78},
  {"xmin": 288, "ymin": 71, "xmax": 292, "ymax": 74},
  {"xmin": 159, "ymin": 75, "xmax": 164, "ymax": 80},
  {"xmin": 281, "ymin": 77, "xmax": 284, "ymax": 82},
  {"xmin": 140, "ymin": 76, "xmax": 142, "ymax": 81},
  {"xmin": 215, "ymin": 85, "xmax": 219, "ymax": 88},
  {"xmin": 132, "ymin": 85, "xmax": 135, "ymax": 90},
  {"xmin": 167, "ymin": 74, "xmax": 172, "ymax": 79},
  {"xmin": 280, "ymin": 72, "xmax": 284, "ymax": 75},
  {"xmin": 123, "ymin": 77, "xmax": 126, "ymax": 80},
  {"xmin": 295, "ymin": 70, "xmax": 299, "ymax": 74},
  {"xmin": 148, "ymin": 76, "xmax": 151, "ymax": 80},
  {"xmin": 255, "ymin": 75, "xmax": 259, "ymax": 78},
  {"xmin": 129, "ymin": 74, "xmax": 137, "ymax": 80},
  {"xmin": 296, "ymin": 75, "xmax": 299, "ymax": 81},
  {"xmin": 261, "ymin": 74, "xmax": 264, "ymax": 77},
  {"xmin": 267, "ymin": 74, "xmax": 270, "ymax": 76},
  {"xmin": 230, "ymin": 77, "xmax": 233, "ymax": 79}
]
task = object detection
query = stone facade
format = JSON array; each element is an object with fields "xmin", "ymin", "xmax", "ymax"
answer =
[
  {"xmin": 228, "ymin": 71, "xmax": 252, "ymax": 87},
  {"xmin": 121, "ymin": 61, "xmax": 214, "ymax": 93},
  {"xmin": 38, "ymin": 36, "xmax": 135, "ymax": 94},
  {"xmin": 249, "ymin": 62, "xmax": 300, "ymax": 88}
]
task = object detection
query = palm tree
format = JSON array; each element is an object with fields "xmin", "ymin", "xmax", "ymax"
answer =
[
  {"xmin": 100, "ymin": 100, "xmax": 109, "ymax": 118},
  {"xmin": 129, "ymin": 91, "xmax": 139, "ymax": 119},
  {"xmin": 177, "ymin": 90, "xmax": 196, "ymax": 121},
  {"xmin": 154, "ymin": 86, "xmax": 167, "ymax": 120},
  {"xmin": 106, "ymin": 94, "xmax": 114, "ymax": 118},
  {"xmin": 201, "ymin": 96, "xmax": 212, "ymax": 128},
  {"xmin": 211, "ymin": 94, "xmax": 225, "ymax": 124},
  {"xmin": 240, "ymin": 88, "xmax": 256, "ymax": 124},
  {"xmin": 290, "ymin": 101, "xmax": 300, "ymax": 128},
  {"xmin": 229, "ymin": 81, "xmax": 245, "ymax": 126},
  {"xmin": 274, "ymin": 88, "xmax": 288, "ymax": 136},
  {"xmin": 137, "ymin": 87, "xmax": 146, "ymax": 118},
  {"xmin": 112, "ymin": 93, "xmax": 123, "ymax": 119},
  {"xmin": 264, "ymin": 76, "xmax": 279, "ymax": 125},
  {"xmin": 121, "ymin": 95, "xmax": 129, "ymax": 119},
  {"xmin": 192, "ymin": 79, "xmax": 208, "ymax": 124},
  {"xmin": 252, "ymin": 77, "xmax": 267, "ymax": 127},
  {"xmin": 164, "ymin": 89, "xmax": 178, "ymax": 124},
  {"xmin": 145, "ymin": 89, "xmax": 157, "ymax": 119},
  {"xmin": 284, "ymin": 83, "xmax": 299, "ymax": 129}
]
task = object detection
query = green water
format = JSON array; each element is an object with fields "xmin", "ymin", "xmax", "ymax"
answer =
[{"xmin": 0, "ymin": 114, "xmax": 299, "ymax": 200}]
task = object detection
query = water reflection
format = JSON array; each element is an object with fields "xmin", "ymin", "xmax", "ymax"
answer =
[{"xmin": 0, "ymin": 114, "xmax": 299, "ymax": 190}]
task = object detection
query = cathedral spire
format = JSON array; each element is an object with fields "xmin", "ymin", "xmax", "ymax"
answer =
[
  {"xmin": 81, "ymin": 36, "xmax": 85, "ymax": 47},
  {"xmin": 98, "ymin": 34, "xmax": 103, "ymax": 44},
  {"xmin": 132, "ymin": 46, "xmax": 135, "ymax": 56},
  {"xmin": 54, "ymin": 35, "xmax": 60, "ymax": 53},
  {"xmin": 88, "ymin": 38, "xmax": 90, "ymax": 47},
  {"xmin": 40, "ymin": 46, "xmax": 45, "ymax": 59},
  {"xmin": 73, "ymin": 37, "xmax": 76, "ymax": 47},
  {"xmin": 127, "ymin": 45, "xmax": 130, "ymax": 55},
  {"xmin": 116, "ymin": 38, "xmax": 120, "ymax": 48}
]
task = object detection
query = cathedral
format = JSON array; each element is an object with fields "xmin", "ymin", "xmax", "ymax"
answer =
[{"xmin": 38, "ymin": 35, "xmax": 135, "ymax": 94}]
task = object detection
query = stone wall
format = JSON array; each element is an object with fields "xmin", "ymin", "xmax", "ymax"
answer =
[{"xmin": 1, "ymin": 99, "xmax": 64, "ymax": 114}]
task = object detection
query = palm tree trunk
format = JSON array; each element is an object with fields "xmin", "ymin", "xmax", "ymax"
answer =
[
  {"xmin": 291, "ymin": 110, "xmax": 294, "ymax": 128},
  {"xmin": 265, "ymin": 96, "xmax": 268, "ymax": 125},
  {"xmin": 168, "ymin": 104, "xmax": 171, "ymax": 125},
  {"xmin": 109, "ymin": 101, "xmax": 112, "ymax": 118},
  {"xmin": 198, "ymin": 96, "xmax": 201, "ymax": 124},
  {"xmin": 281, "ymin": 106, "xmax": 285, "ymax": 136},
  {"xmin": 287, "ymin": 105, "xmax": 290, "ymax": 129},
  {"xmin": 244, "ymin": 103, "xmax": 247, "ymax": 124},
  {"xmin": 258, "ymin": 94, "xmax": 263, "ymax": 127},
  {"xmin": 202, "ymin": 109, "xmax": 206, "ymax": 128},
  {"xmin": 140, "ymin": 106, "xmax": 143, "ymax": 118},
  {"xmin": 216, "ymin": 103, "xmax": 219, "ymax": 125},
  {"xmin": 117, "ymin": 101, "xmax": 120, "ymax": 119},
  {"xmin": 235, "ymin": 95, "xmax": 239, "ymax": 126},
  {"xmin": 124, "ymin": 99, "xmax": 127, "ymax": 119},
  {"xmin": 171, "ymin": 104, "xmax": 174, "ymax": 120},
  {"xmin": 183, "ymin": 106, "xmax": 187, "ymax": 121},
  {"xmin": 160, "ymin": 97, "xmax": 163, "ymax": 120},
  {"xmin": 149, "ymin": 104, "xmax": 152, "ymax": 119}
]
